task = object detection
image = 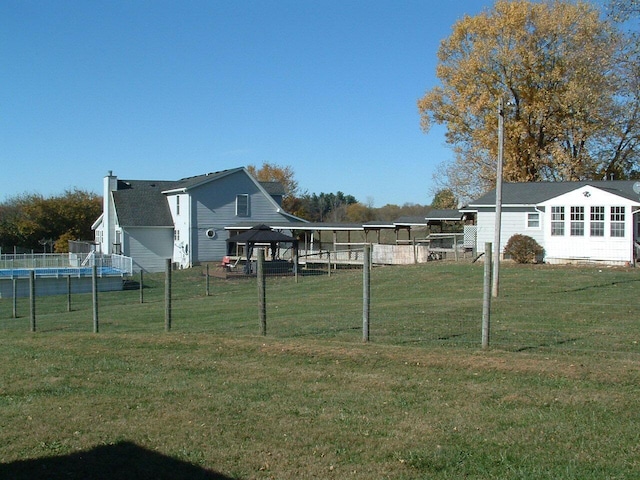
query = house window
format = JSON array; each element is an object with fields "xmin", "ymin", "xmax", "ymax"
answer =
[
  {"xmin": 527, "ymin": 212, "xmax": 540, "ymax": 229},
  {"xmin": 551, "ymin": 206, "xmax": 564, "ymax": 236},
  {"xmin": 236, "ymin": 194, "xmax": 249, "ymax": 217},
  {"xmin": 174, "ymin": 230, "xmax": 180, "ymax": 241},
  {"xmin": 590, "ymin": 206, "xmax": 604, "ymax": 237},
  {"xmin": 611, "ymin": 206, "xmax": 625, "ymax": 237},
  {"xmin": 570, "ymin": 206, "xmax": 584, "ymax": 236},
  {"xmin": 176, "ymin": 196, "xmax": 180, "ymax": 215}
]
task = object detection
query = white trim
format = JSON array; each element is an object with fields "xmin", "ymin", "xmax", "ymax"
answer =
[{"xmin": 525, "ymin": 212, "xmax": 541, "ymax": 230}]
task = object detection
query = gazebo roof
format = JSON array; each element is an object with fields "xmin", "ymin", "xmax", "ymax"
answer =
[{"xmin": 226, "ymin": 224, "xmax": 297, "ymax": 244}]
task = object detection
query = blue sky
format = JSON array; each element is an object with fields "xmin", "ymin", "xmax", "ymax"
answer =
[{"xmin": 0, "ymin": 0, "xmax": 607, "ymax": 207}]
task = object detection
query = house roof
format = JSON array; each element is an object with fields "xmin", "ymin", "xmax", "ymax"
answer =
[
  {"xmin": 259, "ymin": 181, "xmax": 286, "ymax": 196},
  {"xmin": 425, "ymin": 209, "xmax": 462, "ymax": 221},
  {"xmin": 112, "ymin": 180, "xmax": 176, "ymax": 227},
  {"xmin": 162, "ymin": 168, "xmax": 243, "ymax": 192},
  {"xmin": 468, "ymin": 180, "xmax": 640, "ymax": 207},
  {"xmin": 111, "ymin": 167, "xmax": 298, "ymax": 228}
]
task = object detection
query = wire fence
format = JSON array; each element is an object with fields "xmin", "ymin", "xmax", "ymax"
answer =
[{"xmin": 1, "ymin": 250, "xmax": 638, "ymax": 357}]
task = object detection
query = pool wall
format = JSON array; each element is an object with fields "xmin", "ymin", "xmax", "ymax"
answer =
[{"xmin": 0, "ymin": 276, "xmax": 124, "ymax": 298}]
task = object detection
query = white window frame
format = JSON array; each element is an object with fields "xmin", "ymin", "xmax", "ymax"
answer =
[
  {"xmin": 526, "ymin": 212, "xmax": 540, "ymax": 229},
  {"xmin": 590, "ymin": 206, "xmax": 604, "ymax": 237},
  {"xmin": 236, "ymin": 194, "xmax": 249, "ymax": 217},
  {"xmin": 551, "ymin": 206, "xmax": 564, "ymax": 236},
  {"xmin": 611, "ymin": 206, "xmax": 625, "ymax": 237},
  {"xmin": 570, "ymin": 206, "xmax": 584, "ymax": 236}
]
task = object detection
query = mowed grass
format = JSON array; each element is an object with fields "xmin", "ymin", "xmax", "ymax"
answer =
[{"xmin": 0, "ymin": 263, "xmax": 639, "ymax": 479}]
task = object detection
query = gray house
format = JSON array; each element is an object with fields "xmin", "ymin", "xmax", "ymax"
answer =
[
  {"xmin": 92, "ymin": 167, "xmax": 304, "ymax": 272},
  {"xmin": 463, "ymin": 181, "xmax": 640, "ymax": 265}
]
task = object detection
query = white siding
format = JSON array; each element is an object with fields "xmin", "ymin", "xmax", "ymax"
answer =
[
  {"xmin": 123, "ymin": 227, "xmax": 174, "ymax": 273},
  {"xmin": 539, "ymin": 186, "xmax": 637, "ymax": 264},
  {"xmin": 474, "ymin": 185, "xmax": 639, "ymax": 264},
  {"xmin": 167, "ymin": 193, "xmax": 190, "ymax": 268},
  {"xmin": 475, "ymin": 207, "xmax": 544, "ymax": 256}
]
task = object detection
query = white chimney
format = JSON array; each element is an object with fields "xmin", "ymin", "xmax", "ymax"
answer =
[{"xmin": 103, "ymin": 171, "xmax": 117, "ymax": 254}]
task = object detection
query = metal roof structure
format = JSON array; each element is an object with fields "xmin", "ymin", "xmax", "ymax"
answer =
[{"xmin": 226, "ymin": 224, "xmax": 297, "ymax": 244}]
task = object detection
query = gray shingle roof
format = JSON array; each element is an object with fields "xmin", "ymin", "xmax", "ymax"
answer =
[
  {"xmin": 167, "ymin": 168, "xmax": 243, "ymax": 191},
  {"xmin": 468, "ymin": 181, "xmax": 640, "ymax": 206},
  {"xmin": 259, "ymin": 181, "xmax": 285, "ymax": 196},
  {"xmin": 113, "ymin": 180, "xmax": 176, "ymax": 227}
]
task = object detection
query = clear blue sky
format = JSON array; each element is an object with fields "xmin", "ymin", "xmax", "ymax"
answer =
[{"xmin": 1, "ymin": 0, "xmax": 603, "ymax": 207}]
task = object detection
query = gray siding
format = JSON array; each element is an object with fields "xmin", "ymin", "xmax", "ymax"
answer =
[
  {"xmin": 123, "ymin": 227, "xmax": 174, "ymax": 273},
  {"xmin": 189, "ymin": 170, "xmax": 291, "ymax": 263}
]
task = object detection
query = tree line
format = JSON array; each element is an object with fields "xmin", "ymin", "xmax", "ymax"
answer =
[
  {"xmin": 249, "ymin": 162, "xmax": 451, "ymax": 223},
  {"xmin": 0, "ymin": 190, "xmax": 102, "ymax": 254}
]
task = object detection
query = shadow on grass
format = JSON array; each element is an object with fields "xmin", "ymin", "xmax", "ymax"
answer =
[
  {"xmin": 0, "ymin": 441, "xmax": 236, "ymax": 480},
  {"xmin": 556, "ymin": 277, "xmax": 640, "ymax": 294},
  {"xmin": 512, "ymin": 336, "xmax": 580, "ymax": 352}
]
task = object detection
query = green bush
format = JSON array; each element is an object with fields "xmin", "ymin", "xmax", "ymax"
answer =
[{"xmin": 504, "ymin": 234, "xmax": 544, "ymax": 264}]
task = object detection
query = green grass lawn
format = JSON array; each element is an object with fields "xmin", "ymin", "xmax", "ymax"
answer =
[{"xmin": 1, "ymin": 263, "xmax": 639, "ymax": 479}]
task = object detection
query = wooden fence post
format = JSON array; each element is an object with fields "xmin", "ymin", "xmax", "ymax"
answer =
[
  {"xmin": 363, "ymin": 244, "xmax": 371, "ymax": 343},
  {"xmin": 12, "ymin": 278, "xmax": 17, "ymax": 318},
  {"xmin": 294, "ymin": 244, "xmax": 299, "ymax": 284},
  {"xmin": 29, "ymin": 271, "xmax": 35, "ymax": 332},
  {"xmin": 165, "ymin": 259, "xmax": 172, "ymax": 332},
  {"xmin": 139, "ymin": 270, "xmax": 144, "ymax": 304},
  {"xmin": 482, "ymin": 243, "xmax": 492, "ymax": 349},
  {"xmin": 257, "ymin": 249, "xmax": 266, "ymax": 335},
  {"xmin": 92, "ymin": 265, "xmax": 99, "ymax": 333},
  {"xmin": 206, "ymin": 264, "xmax": 210, "ymax": 296},
  {"xmin": 67, "ymin": 275, "xmax": 72, "ymax": 312}
]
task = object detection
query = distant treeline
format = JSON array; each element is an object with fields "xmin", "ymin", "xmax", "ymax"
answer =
[{"xmin": 0, "ymin": 190, "xmax": 102, "ymax": 253}]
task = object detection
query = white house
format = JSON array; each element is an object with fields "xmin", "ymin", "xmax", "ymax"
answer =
[
  {"xmin": 463, "ymin": 181, "xmax": 640, "ymax": 265},
  {"xmin": 92, "ymin": 167, "xmax": 305, "ymax": 272}
]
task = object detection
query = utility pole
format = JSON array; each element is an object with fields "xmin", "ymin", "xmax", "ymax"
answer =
[{"xmin": 492, "ymin": 97, "xmax": 504, "ymax": 298}]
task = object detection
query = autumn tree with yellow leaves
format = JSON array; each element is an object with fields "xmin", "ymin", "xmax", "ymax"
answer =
[
  {"xmin": 247, "ymin": 162, "xmax": 302, "ymax": 215},
  {"xmin": 0, "ymin": 190, "xmax": 102, "ymax": 253},
  {"xmin": 419, "ymin": 0, "xmax": 640, "ymax": 202}
]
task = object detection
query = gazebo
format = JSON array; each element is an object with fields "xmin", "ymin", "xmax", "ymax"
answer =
[{"xmin": 226, "ymin": 224, "xmax": 298, "ymax": 274}]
